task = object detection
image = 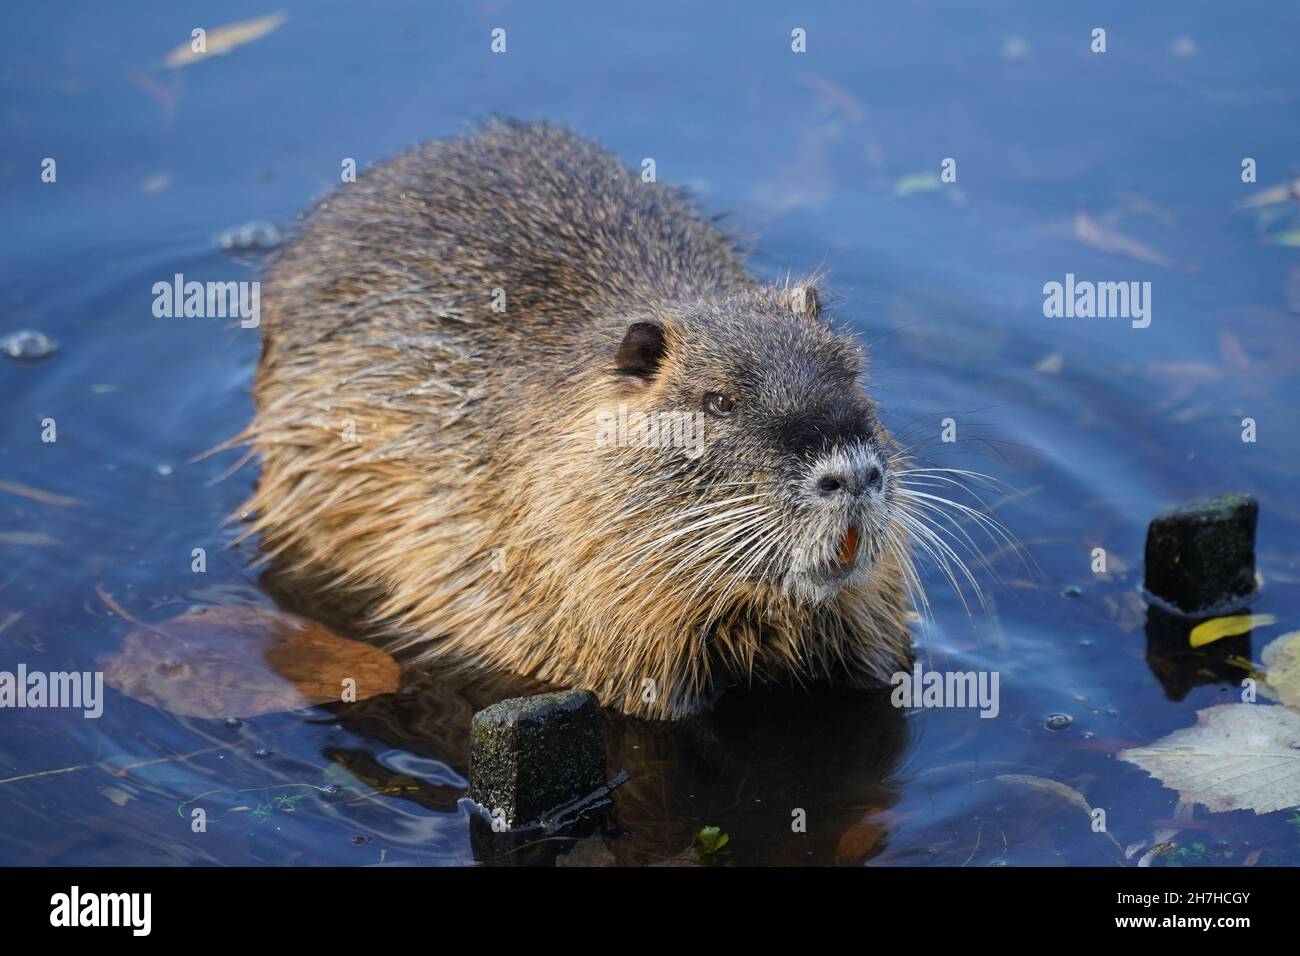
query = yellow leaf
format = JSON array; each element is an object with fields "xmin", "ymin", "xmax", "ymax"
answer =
[
  {"xmin": 1188, "ymin": 614, "xmax": 1277, "ymax": 648},
  {"xmin": 163, "ymin": 13, "xmax": 287, "ymax": 68}
]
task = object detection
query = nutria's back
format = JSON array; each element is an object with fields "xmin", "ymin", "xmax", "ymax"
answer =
[{"xmin": 247, "ymin": 119, "xmax": 913, "ymax": 719}]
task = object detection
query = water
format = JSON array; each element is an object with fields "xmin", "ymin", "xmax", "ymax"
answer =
[{"xmin": 2, "ymin": 1, "xmax": 1299, "ymax": 866}]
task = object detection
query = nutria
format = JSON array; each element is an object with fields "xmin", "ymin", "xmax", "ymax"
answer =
[{"xmin": 242, "ymin": 119, "xmax": 918, "ymax": 719}]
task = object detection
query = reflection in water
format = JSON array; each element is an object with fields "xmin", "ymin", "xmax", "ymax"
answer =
[
  {"xmin": 1144, "ymin": 603, "xmax": 1254, "ymax": 702},
  {"xmin": 604, "ymin": 686, "xmax": 909, "ymax": 866},
  {"xmin": 330, "ymin": 666, "xmax": 909, "ymax": 866}
]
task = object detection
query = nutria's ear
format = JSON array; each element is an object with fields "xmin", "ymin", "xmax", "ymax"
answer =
[
  {"xmin": 780, "ymin": 284, "xmax": 821, "ymax": 319},
  {"xmin": 614, "ymin": 321, "xmax": 667, "ymax": 378}
]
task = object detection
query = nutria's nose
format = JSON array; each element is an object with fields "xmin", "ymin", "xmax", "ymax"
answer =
[{"xmin": 815, "ymin": 463, "xmax": 884, "ymax": 498}]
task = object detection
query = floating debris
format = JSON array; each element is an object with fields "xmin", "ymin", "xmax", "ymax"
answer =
[
  {"xmin": 893, "ymin": 172, "xmax": 942, "ymax": 197},
  {"xmin": 0, "ymin": 532, "xmax": 61, "ymax": 547},
  {"xmin": 1001, "ymin": 36, "xmax": 1029, "ymax": 61},
  {"xmin": 1236, "ymin": 177, "xmax": 1300, "ymax": 211},
  {"xmin": 1188, "ymin": 613, "xmax": 1276, "ymax": 649},
  {"xmin": 1074, "ymin": 211, "xmax": 1195, "ymax": 272},
  {"xmin": 140, "ymin": 173, "xmax": 173, "ymax": 194},
  {"xmin": 1033, "ymin": 351, "xmax": 1064, "ymax": 375},
  {"xmin": 163, "ymin": 13, "xmax": 287, "ymax": 69},
  {"xmin": 1, "ymin": 329, "xmax": 57, "ymax": 362},
  {"xmin": 0, "ymin": 480, "xmax": 84, "ymax": 508},
  {"xmin": 215, "ymin": 220, "xmax": 285, "ymax": 252}
]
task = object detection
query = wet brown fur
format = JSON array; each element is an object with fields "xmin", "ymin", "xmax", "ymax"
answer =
[{"xmin": 242, "ymin": 120, "xmax": 912, "ymax": 719}]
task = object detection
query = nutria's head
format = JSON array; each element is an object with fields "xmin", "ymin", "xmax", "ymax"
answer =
[{"xmin": 598, "ymin": 282, "xmax": 901, "ymax": 611}]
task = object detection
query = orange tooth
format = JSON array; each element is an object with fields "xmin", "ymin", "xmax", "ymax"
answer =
[{"xmin": 837, "ymin": 525, "xmax": 860, "ymax": 564}]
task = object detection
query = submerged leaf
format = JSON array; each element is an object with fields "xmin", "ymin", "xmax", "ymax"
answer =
[
  {"xmin": 1074, "ymin": 211, "xmax": 1194, "ymax": 271},
  {"xmin": 1188, "ymin": 614, "xmax": 1276, "ymax": 648},
  {"xmin": 1119, "ymin": 703, "xmax": 1300, "ymax": 815},
  {"xmin": 994, "ymin": 774, "xmax": 1123, "ymax": 852},
  {"xmin": 100, "ymin": 603, "xmax": 400, "ymax": 718},
  {"xmin": 695, "ymin": 825, "xmax": 730, "ymax": 855}
]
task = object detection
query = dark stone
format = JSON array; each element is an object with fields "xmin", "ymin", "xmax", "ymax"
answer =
[
  {"xmin": 1143, "ymin": 492, "xmax": 1258, "ymax": 614},
  {"xmin": 469, "ymin": 689, "xmax": 606, "ymax": 828}
]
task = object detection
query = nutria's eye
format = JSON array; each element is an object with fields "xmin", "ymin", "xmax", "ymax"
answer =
[{"xmin": 703, "ymin": 393, "xmax": 737, "ymax": 418}]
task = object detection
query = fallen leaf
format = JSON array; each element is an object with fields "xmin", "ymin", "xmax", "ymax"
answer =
[
  {"xmin": 994, "ymin": 774, "xmax": 1123, "ymax": 852},
  {"xmin": 1119, "ymin": 703, "xmax": 1300, "ymax": 815},
  {"xmin": 1074, "ymin": 211, "xmax": 1195, "ymax": 272},
  {"xmin": 0, "ymin": 532, "xmax": 61, "ymax": 547},
  {"xmin": 140, "ymin": 173, "xmax": 173, "ymax": 195},
  {"xmin": 1033, "ymin": 351, "xmax": 1064, "ymax": 375},
  {"xmin": 100, "ymin": 786, "xmax": 134, "ymax": 807},
  {"xmin": 1260, "ymin": 631, "xmax": 1300, "ymax": 708},
  {"xmin": 835, "ymin": 811, "xmax": 890, "ymax": 864},
  {"xmin": 1189, "ymin": 614, "xmax": 1276, "ymax": 649},
  {"xmin": 1219, "ymin": 331, "xmax": 1250, "ymax": 372},
  {"xmin": 694, "ymin": 825, "xmax": 730, "ymax": 856},
  {"xmin": 1285, "ymin": 267, "xmax": 1300, "ymax": 313},
  {"xmin": 1236, "ymin": 178, "xmax": 1300, "ymax": 210},
  {"xmin": 0, "ymin": 480, "xmax": 85, "ymax": 508},
  {"xmin": 99, "ymin": 601, "xmax": 399, "ymax": 719},
  {"xmin": 893, "ymin": 172, "xmax": 942, "ymax": 197},
  {"xmin": 163, "ymin": 13, "xmax": 286, "ymax": 68}
]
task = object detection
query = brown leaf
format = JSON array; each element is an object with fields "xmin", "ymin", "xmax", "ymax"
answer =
[
  {"xmin": 835, "ymin": 810, "xmax": 890, "ymax": 864},
  {"xmin": 100, "ymin": 603, "xmax": 399, "ymax": 719}
]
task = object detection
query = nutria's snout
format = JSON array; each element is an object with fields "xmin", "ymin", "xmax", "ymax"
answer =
[
  {"xmin": 809, "ymin": 444, "xmax": 887, "ymax": 500},
  {"xmin": 786, "ymin": 438, "xmax": 895, "ymax": 605}
]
